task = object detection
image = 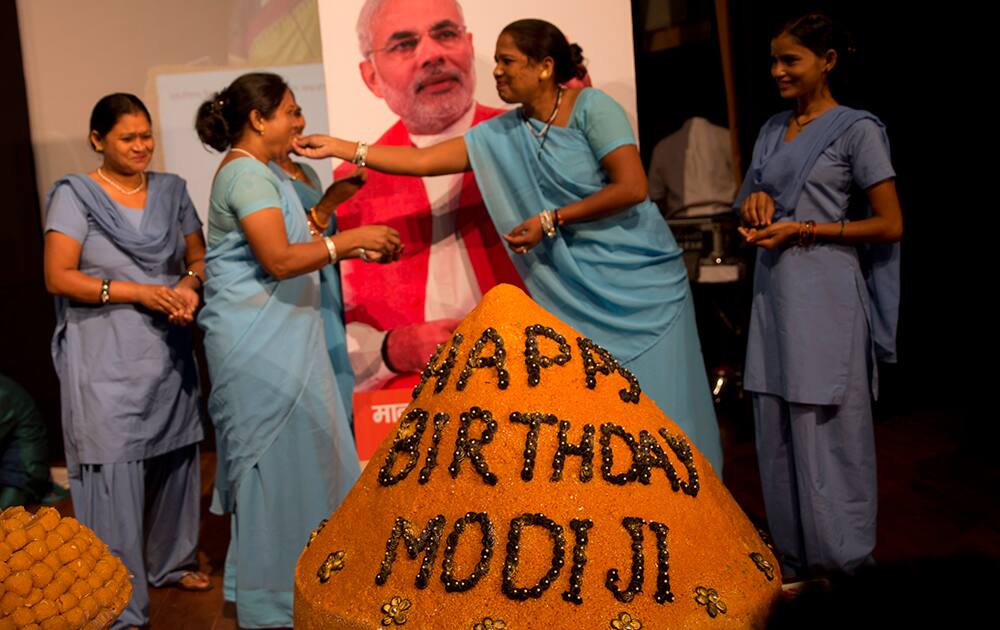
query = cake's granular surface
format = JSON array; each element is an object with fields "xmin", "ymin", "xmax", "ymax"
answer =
[{"xmin": 295, "ymin": 284, "xmax": 781, "ymax": 629}]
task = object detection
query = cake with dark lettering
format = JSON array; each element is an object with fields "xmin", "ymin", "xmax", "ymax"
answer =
[
  {"xmin": 295, "ymin": 284, "xmax": 781, "ymax": 628},
  {"xmin": 0, "ymin": 506, "xmax": 131, "ymax": 630}
]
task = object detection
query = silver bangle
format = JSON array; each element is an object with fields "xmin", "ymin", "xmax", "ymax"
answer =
[
  {"xmin": 100, "ymin": 278, "xmax": 112, "ymax": 305},
  {"xmin": 352, "ymin": 141, "xmax": 369, "ymax": 167},
  {"xmin": 322, "ymin": 235, "xmax": 337, "ymax": 264},
  {"xmin": 539, "ymin": 209, "xmax": 557, "ymax": 239}
]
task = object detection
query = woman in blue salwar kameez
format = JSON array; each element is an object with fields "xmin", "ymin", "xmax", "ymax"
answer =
[
  {"xmin": 735, "ymin": 14, "xmax": 903, "ymax": 580},
  {"xmin": 195, "ymin": 73, "xmax": 402, "ymax": 629},
  {"xmin": 295, "ymin": 19, "xmax": 724, "ymax": 474},
  {"xmin": 44, "ymin": 93, "xmax": 210, "ymax": 629}
]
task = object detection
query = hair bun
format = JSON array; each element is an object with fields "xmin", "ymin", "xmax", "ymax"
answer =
[
  {"xmin": 194, "ymin": 73, "xmax": 288, "ymax": 154},
  {"xmin": 195, "ymin": 90, "xmax": 232, "ymax": 152},
  {"xmin": 568, "ymin": 43, "xmax": 587, "ymax": 80}
]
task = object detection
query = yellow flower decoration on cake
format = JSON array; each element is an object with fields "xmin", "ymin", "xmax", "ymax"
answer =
[
  {"xmin": 750, "ymin": 551, "xmax": 776, "ymax": 580},
  {"xmin": 380, "ymin": 595, "xmax": 411, "ymax": 626},
  {"xmin": 694, "ymin": 586, "xmax": 728, "ymax": 618},
  {"xmin": 611, "ymin": 611, "xmax": 642, "ymax": 629}
]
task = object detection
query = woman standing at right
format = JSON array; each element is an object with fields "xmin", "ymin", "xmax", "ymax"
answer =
[{"xmin": 736, "ymin": 13, "xmax": 903, "ymax": 579}]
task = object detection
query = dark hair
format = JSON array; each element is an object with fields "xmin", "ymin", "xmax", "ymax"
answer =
[
  {"xmin": 195, "ymin": 72, "xmax": 289, "ymax": 152},
  {"xmin": 89, "ymin": 93, "xmax": 151, "ymax": 152},
  {"xmin": 500, "ymin": 19, "xmax": 587, "ymax": 84},
  {"xmin": 777, "ymin": 13, "xmax": 853, "ymax": 90}
]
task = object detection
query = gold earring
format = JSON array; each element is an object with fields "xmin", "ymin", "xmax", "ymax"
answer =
[
  {"xmin": 256, "ymin": 126, "xmax": 265, "ymax": 135},
  {"xmin": 540, "ymin": 71, "xmax": 550, "ymax": 79}
]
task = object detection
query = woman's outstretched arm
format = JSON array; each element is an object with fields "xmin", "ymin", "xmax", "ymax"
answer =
[{"xmin": 294, "ymin": 134, "xmax": 470, "ymax": 177}]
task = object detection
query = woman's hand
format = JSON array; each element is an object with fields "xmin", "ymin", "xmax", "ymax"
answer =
[
  {"xmin": 319, "ymin": 167, "xmax": 367, "ymax": 210},
  {"xmin": 738, "ymin": 221, "xmax": 800, "ymax": 250},
  {"xmin": 503, "ymin": 216, "xmax": 544, "ymax": 254},
  {"xmin": 294, "ymin": 134, "xmax": 350, "ymax": 160},
  {"xmin": 740, "ymin": 191, "xmax": 776, "ymax": 228},
  {"xmin": 138, "ymin": 284, "xmax": 190, "ymax": 318},
  {"xmin": 168, "ymin": 285, "xmax": 200, "ymax": 325},
  {"xmin": 342, "ymin": 225, "xmax": 404, "ymax": 263}
]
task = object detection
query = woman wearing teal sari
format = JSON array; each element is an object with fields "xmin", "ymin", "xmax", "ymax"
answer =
[
  {"xmin": 296, "ymin": 20, "xmax": 723, "ymax": 472},
  {"xmin": 195, "ymin": 73, "xmax": 402, "ymax": 628}
]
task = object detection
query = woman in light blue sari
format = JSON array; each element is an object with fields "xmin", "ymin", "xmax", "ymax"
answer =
[
  {"xmin": 295, "ymin": 19, "xmax": 723, "ymax": 473},
  {"xmin": 735, "ymin": 14, "xmax": 903, "ymax": 579},
  {"xmin": 195, "ymin": 73, "xmax": 402, "ymax": 629}
]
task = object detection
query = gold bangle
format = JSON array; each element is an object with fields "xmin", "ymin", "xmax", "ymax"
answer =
[
  {"xmin": 797, "ymin": 220, "xmax": 816, "ymax": 247},
  {"xmin": 310, "ymin": 206, "xmax": 329, "ymax": 230}
]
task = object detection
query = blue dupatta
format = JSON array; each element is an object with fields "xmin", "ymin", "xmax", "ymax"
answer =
[
  {"xmin": 46, "ymin": 173, "xmax": 188, "ymax": 271},
  {"xmin": 734, "ymin": 107, "xmax": 901, "ymax": 362}
]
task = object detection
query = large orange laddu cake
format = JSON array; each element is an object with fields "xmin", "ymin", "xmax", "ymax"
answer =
[
  {"xmin": 296, "ymin": 284, "xmax": 781, "ymax": 628},
  {"xmin": 1, "ymin": 506, "xmax": 131, "ymax": 630}
]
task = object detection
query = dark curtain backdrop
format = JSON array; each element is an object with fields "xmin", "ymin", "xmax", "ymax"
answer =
[{"xmin": 1, "ymin": 2, "xmax": 62, "ymax": 458}]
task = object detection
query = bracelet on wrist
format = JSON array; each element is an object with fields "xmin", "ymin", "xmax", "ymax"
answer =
[
  {"xmin": 310, "ymin": 206, "xmax": 329, "ymax": 231},
  {"xmin": 796, "ymin": 220, "xmax": 816, "ymax": 247},
  {"xmin": 100, "ymin": 278, "xmax": 112, "ymax": 305},
  {"xmin": 539, "ymin": 208, "xmax": 557, "ymax": 239},
  {"xmin": 322, "ymin": 235, "xmax": 338, "ymax": 263},
  {"xmin": 184, "ymin": 269, "xmax": 203, "ymax": 288},
  {"xmin": 352, "ymin": 141, "xmax": 369, "ymax": 167}
]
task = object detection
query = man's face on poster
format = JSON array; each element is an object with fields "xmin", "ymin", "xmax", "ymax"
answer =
[{"xmin": 360, "ymin": 0, "xmax": 476, "ymax": 134}]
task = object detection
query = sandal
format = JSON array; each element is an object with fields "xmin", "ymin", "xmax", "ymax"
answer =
[{"xmin": 176, "ymin": 570, "xmax": 213, "ymax": 592}]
